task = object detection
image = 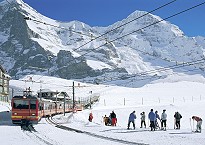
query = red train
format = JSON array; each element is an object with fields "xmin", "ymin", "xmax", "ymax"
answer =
[{"xmin": 11, "ymin": 89, "xmax": 83, "ymax": 124}]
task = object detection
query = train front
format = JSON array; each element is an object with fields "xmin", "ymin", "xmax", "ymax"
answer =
[{"xmin": 11, "ymin": 93, "xmax": 41, "ymax": 124}]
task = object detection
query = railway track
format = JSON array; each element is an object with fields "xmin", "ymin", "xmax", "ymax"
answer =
[
  {"xmin": 21, "ymin": 122, "xmax": 37, "ymax": 132},
  {"xmin": 46, "ymin": 116, "xmax": 148, "ymax": 145},
  {"xmin": 21, "ymin": 123, "xmax": 58, "ymax": 145}
]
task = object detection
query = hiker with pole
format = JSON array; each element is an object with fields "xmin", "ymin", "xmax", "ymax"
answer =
[{"xmin": 192, "ymin": 116, "xmax": 202, "ymax": 133}]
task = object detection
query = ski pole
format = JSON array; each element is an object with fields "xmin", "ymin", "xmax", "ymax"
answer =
[
  {"xmin": 189, "ymin": 118, "xmax": 192, "ymax": 132},
  {"xmin": 193, "ymin": 119, "xmax": 195, "ymax": 131},
  {"xmin": 174, "ymin": 118, "xmax": 176, "ymax": 129}
]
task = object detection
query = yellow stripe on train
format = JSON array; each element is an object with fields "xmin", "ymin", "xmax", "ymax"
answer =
[{"xmin": 11, "ymin": 116, "xmax": 39, "ymax": 119}]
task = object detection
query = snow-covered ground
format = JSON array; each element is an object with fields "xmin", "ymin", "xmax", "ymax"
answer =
[{"xmin": 1, "ymin": 74, "xmax": 205, "ymax": 145}]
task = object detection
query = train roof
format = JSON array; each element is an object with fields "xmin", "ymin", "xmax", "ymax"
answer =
[{"xmin": 12, "ymin": 95, "xmax": 38, "ymax": 99}]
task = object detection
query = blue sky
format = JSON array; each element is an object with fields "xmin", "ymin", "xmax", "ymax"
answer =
[{"xmin": 2, "ymin": 0, "xmax": 205, "ymax": 36}]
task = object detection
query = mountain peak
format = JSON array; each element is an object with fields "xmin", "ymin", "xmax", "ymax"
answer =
[{"xmin": 126, "ymin": 10, "xmax": 184, "ymax": 37}]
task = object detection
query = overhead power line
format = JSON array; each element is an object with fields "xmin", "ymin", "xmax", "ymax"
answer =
[
  {"xmin": 5, "ymin": 0, "xmax": 205, "ymax": 84},
  {"xmin": 27, "ymin": 1, "xmax": 205, "ymax": 79},
  {"xmin": 98, "ymin": 59, "xmax": 205, "ymax": 84},
  {"xmin": 77, "ymin": 1, "xmax": 205, "ymax": 62},
  {"xmin": 71, "ymin": 0, "xmax": 177, "ymax": 52},
  {"xmin": 17, "ymin": 58, "xmax": 205, "ymax": 87},
  {"xmin": 24, "ymin": 0, "xmax": 177, "ymax": 53},
  {"xmin": 6, "ymin": 0, "xmax": 180, "ymax": 72}
]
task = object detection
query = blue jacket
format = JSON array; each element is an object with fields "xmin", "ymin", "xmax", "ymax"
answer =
[
  {"xmin": 155, "ymin": 113, "xmax": 160, "ymax": 120},
  {"xmin": 148, "ymin": 111, "xmax": 156, "ymax": 121},
  {"xmin": 129, "ymin": 112, "xmax": 136, "ymax": 121}
]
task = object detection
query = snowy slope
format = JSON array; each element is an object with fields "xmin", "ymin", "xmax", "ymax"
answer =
[
  {"xmin": 1, "ymin": 74, "xmax": 205, "ymax": 145},
  {"xmin": 0, "ymin": 0, "xmax": 205, "ymax": 81}
]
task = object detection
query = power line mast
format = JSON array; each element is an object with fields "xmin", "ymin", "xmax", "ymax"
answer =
[{"xmin": 72, "ymin": 81, "xmax": 75, "ymax": 111}]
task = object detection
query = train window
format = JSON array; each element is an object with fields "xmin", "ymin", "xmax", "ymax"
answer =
[
  {"xmin": 38, "ymin": 103, "xmax": 43, "ymax": 110},
  {"xmin": 13, "ymin": 100, "xmax": 29, "ymax": 109},
  {"xmin": 30, "ymin": 100, "xmax": 36, "ymax": 109}
]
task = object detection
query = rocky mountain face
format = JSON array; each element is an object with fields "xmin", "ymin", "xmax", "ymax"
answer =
[{"xmin": 0, "ymin": 0, "xmax": 205, "ymax": 82}]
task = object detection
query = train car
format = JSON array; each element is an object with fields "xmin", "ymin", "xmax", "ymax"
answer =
[
  {"xmin": 11, "ymin": 89, "xmax": 83, "ymax": 124},
  {"xmin": 11, "ymin": 90, "xmax": 41, "ymax": 124}
]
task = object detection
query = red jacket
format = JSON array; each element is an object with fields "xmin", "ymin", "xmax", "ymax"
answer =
[
  {"xmin": 192, "ymin": 116, "xmax": 202, "ymax": 122},
  {"xmin": 89, "ymin": 113, "xmax": 93, "ymax": 121}
]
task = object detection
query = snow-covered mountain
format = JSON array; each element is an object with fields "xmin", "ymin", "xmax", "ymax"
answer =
[{"xmin": 0, "ymin": 0, "xmax": 205, "ymax": 82}]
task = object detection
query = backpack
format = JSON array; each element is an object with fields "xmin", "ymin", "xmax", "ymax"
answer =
[{"xmin": 175, "ymin": 113, "xmax": 182, "ymax": 119}]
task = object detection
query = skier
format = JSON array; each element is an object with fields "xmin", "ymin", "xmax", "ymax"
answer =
[
  {"xmin": 155, "ymin": 110, "xmax": 160, "ymax": 129},
  {"xmin": 161, "ymin": 109, "xmax": 167, "ymax": 130},
  {"xmin": 192, "ymin": 116, "xmax": 202, "ymax": 133},
  {"xmin": 140, "ymin": 112, "xmax": 146, "ymax": 128},
  {"xmin": 111, "ymin": 111, "xmax": 117, "ymax": 126},
  {"xmin": 127, "ymin": 111, "xmax": 136, "ymax": 130},
  {"xmin": 148, "ymin": 109, "xmax": 156, "ymax": 131},
  {"xmin": 174, "ymin": 112, "xmax": 182, "ymax": 129},
  {"xmin": 88, "ymin": 112, "xmax": 93, "ymax": 122}
]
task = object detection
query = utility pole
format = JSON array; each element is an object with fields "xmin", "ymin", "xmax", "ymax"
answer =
[
  {"xmin": 64, "ymin": 92, "xmax": 66, "ymax": 116},
  {"xmin": 72, "ymin": 81, "xmax": 75, "ymax": 110},
  {"xmin": 56, "ymin": 90, "xmax": 58, "ymax": 113}
]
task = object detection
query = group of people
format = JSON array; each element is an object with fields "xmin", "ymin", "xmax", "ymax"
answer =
[
  {"xmin": 103, "ymin": 111, "xmax": 117, "ymax": 126},
  {"xmin": 127, "ymin": 109, "xmax": 168, "ymax": 131},
  {"xmin": 148, "ymin": 109, "xmax": 168, "ymax": 131},
  {"xmin": 127, "ymin": 109, "xmax": 202, "ymax": 133},
  {"xmin": 89, "ymin": 109, "xmax": 202, "ymax": 133}
]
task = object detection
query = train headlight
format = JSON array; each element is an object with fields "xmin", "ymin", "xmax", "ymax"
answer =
[
  {"xmin": 31, "ymin": 113, "xmax": 36, "ymax": 116},
  {"xmin": 14, "ymin": 112, "xmax": 17, "ymax": 115}
]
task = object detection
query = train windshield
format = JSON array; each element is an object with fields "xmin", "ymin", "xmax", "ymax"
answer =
[
  {"xmin": 30, "ymin": 100, "xmax": 36, "ymax": 109},
  {"xmin": 13, "ymin": 100, "xmax": 29, "ymax": 109}
]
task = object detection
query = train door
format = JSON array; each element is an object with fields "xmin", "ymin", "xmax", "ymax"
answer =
[{"xmin": 30, "ymin": 100, "xmax": 38, "ymax": 120}]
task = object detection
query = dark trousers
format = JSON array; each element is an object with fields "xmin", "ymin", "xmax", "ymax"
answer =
[
  {"xmin": 128, "ymin": 121, "xmax": 135, "ymax": 129},
  {"xmin": 141, "ymin": 120, "xmax": 146, "ymax": 128},
  {"xmin": 161, "ymin": 120, "xmax": 167, "ymax": 128},
  {"xmin": 150, "ymin": 121, "xmax": 155, "ymax": 131},
  {"xmin": 176, "ymin": 120, "xmax": 180, "ymax": 129}
]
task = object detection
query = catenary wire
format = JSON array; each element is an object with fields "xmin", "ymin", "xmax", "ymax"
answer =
[
  {"xmin": 24, "ymin": 0, "xmax": 177, "ymax": 52},
  {"xmin": 6, "ymin": 0, "xmax": 192, "ymax": 72},
  {"xmin": 74, "ymin": 1, "xmax": 205, "ymax": 59},
  {"xmin": 5, "ymin": 0, "xmax": 205, "ymax": 85},
  {"xmin": 25, "ymin": 1, "xmax": 205, "ymax": 81}
]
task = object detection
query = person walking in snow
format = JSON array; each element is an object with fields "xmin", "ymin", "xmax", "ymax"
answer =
[
  {"xmin": 127, "ymin": 111, "xmax": 137, "ymax": 130},
  {"xmin": 111, "ymin": 111, "xmax": 117, "ymax": 126},
  {"xmin": 140, "ymin": 112, "xmax": 146, "ymax": 128},
  {"xmin": 192, "ymin": 116, "xmax": 202, "ymax": 133},
  {"xmin": 174, "ymin": 112, "xmax": 182, "ymax": 129},
  {"xmin": 148, "ymin": 109, "xmax": 156, "ymax": 131},
  {"xmin": 155, "ymin": 110, "xmax": 160, "ymax": 129},
  {"xmin": 103, "ymin": 115, "xmax": 109, "ymax": 126},
  {"xmin": 161, "ymin": 109, "xmax": 167, "ymax": 130},
  {"xmin": 88, "ymin": 112, "xmax": 93, "ymax": 122}
]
